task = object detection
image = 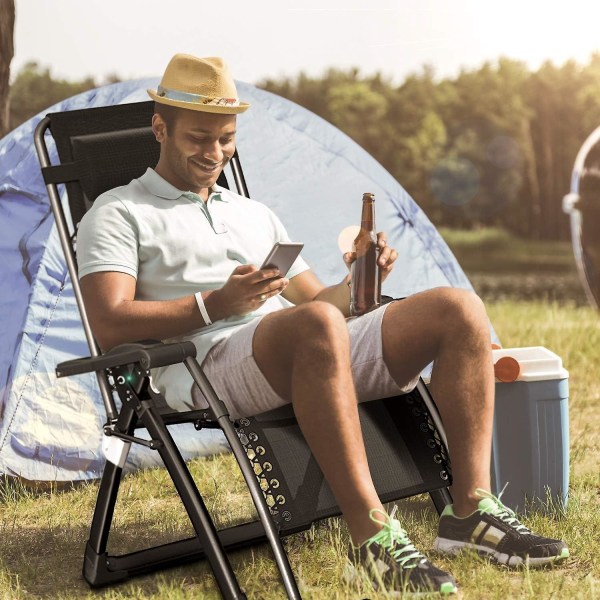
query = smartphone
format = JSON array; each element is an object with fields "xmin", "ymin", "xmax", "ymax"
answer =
[{"xmin": 260, "ymin": 242, "xmax": 304, "ymax": 276}]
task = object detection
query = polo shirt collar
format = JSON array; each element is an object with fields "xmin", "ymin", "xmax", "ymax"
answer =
[{"xmin": 139, "ymin": 168, "xmax": 228, "ymax": 202}]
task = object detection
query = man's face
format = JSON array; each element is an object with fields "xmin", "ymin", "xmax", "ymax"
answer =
[{"xmin": 153, "ymin": 108, "xmax": 237, "ymax": 196}]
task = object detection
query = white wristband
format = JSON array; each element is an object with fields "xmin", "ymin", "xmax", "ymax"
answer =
[{"xmin": 194, "ymin": 291, "xmax": 212, "ymax": 326}]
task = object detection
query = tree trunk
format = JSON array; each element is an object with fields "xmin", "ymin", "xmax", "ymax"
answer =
[
  {"xmin": 536, "ymin": 96, "xmax": 555, "ymax": 240},
  {"xmin": 0, "ymin": 0, "xmax": 15, "ymax": 139},
  {"xmin": 521, "ymin": 116, "xmax": 541, "ymax": 239}
]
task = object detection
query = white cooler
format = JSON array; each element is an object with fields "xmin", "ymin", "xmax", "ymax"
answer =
[{"xmin": 490, "ymin": 346, "xmax": 569, "ymax": 514}]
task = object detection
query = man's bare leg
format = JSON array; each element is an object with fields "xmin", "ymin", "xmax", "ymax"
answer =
[
  {"xmin": 381, "ymin": 288, "xmax": 495, "ymax": 517},
  {"xmin": 253, "ymin": 301, "xmax": 385, "ymax": 545},
  {"xmin": 252, "ymin": 288, "xmax": 494, "ymax": 544}
]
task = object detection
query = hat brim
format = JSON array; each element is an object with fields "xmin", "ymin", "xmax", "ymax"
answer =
[{"xmin": 148, "ymin": 89, "xmax": 250, "ymax": 114}]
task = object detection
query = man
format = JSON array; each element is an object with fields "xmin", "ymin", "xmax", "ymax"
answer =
[{"xmin": 77, "ymin": 54, "xmax": 568, "ymax": 596}]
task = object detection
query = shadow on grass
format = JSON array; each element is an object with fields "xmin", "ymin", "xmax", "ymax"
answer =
[
  {"xmin": 0, "ymin": 520, "xmax": 285, "ymax": 599},
  {"xmin": 0, "ymin": 493, "xmax": 443, "ymax": 599}
]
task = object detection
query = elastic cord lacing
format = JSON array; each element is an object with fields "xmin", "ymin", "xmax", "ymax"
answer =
[
  {"xmin": 475, "ymin": 486, "xmax": 532, "ymax": 535},
  {"xmin": 365, "ymin": 506, "xmax": 426, "ymax": 568}
]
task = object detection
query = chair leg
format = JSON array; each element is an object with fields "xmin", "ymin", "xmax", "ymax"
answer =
[
  {"xmin": 137, "ymin": 398, "xmax": 247, "ymax": 600},
  {"xmin": 185, "ymin": 357, "xmax": 302, "ymax": 600},
  {"xmin": 84, "ymin": 387, "xmax": 248, "ymax": 598},
  {"xmin": 430, "ymin": 487, "xmax": 453, "ymax": 516},
  {"xmin": 83, "ymin": 460, "xmax": 130, "ymax": 586},
  {"xmin": 84, "ymin": 403, "xmax": 138, "ymax": 586}
]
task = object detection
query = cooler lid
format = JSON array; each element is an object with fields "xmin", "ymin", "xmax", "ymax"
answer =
[{"xmin": 492, "ymin": 346, "xmax": 569, "ymax": 382}]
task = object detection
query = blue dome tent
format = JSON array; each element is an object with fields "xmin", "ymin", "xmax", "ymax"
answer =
[{"xmin": 0, "ymin": 78, "xmax": 481, "ymax": 483}]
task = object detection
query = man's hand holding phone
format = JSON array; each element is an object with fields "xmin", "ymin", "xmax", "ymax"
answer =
[{"xmin": 213, "ymin": 242, "xmax": 303, "ymax": 318}]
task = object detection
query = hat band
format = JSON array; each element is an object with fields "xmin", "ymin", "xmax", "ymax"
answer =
[{"xmin": 157, "ymin": 85, "xmax": 240, "ymax": 107}]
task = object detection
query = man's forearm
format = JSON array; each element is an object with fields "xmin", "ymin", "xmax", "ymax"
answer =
[
  {"xmin": 94, "ymin": 290, "xmax": 223, "ymax": 350},
  {"xmin": 313, "ymin": 276, "xmax": 352, "ymax": 317}
]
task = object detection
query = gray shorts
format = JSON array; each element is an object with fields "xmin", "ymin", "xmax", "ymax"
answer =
[{"xmin": 192, "ymin": 301, "xmax": 419, "ymax": 419}]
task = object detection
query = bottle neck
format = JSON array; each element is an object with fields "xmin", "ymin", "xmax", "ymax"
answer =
[{"xmin": 360, "ymin": 197, "xmax": 375, "ymax": 232}]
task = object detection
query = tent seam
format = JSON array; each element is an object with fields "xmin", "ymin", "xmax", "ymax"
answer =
[
  {"xmin": 0, "ymin": 279, "xmax": 65, "ymax": 455},
  {"xmin": 386, "ymin": 193, "xmax": 459, "ymax": 287}
]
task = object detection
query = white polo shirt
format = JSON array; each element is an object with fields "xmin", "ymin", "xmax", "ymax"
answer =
[{"xmin": 77, "ymin": 167, "xmax": 310, "ymax": 407}]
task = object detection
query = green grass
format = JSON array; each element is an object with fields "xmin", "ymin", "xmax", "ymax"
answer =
[
  {"xmin": 0, "ymin": 300, "xmax": 598, "ymax": 598},
  {"xmin": 438, "ymin": 227, "xmax": 577, "ymax": 274}
]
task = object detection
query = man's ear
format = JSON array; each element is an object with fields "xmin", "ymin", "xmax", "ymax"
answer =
[{"xmin": 152, "ymin": 113, "xmax": 167, "ymax": 143}]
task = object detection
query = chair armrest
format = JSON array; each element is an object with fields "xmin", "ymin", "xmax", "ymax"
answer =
[{"xmin": 56, "ymin": 340, "xmax": 197, "ymax": 378}]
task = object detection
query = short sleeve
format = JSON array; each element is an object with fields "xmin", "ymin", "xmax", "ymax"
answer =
[{"xmin": 76, "ymin": 195, "xmax": 139, "ymax": 279}]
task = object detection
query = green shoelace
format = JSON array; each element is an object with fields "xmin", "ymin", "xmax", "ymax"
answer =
[
  {"xmin": 475, "ymin": 487, "xmax": 531, "ymax": 535},
  {"xmin": 365, "ymin": 506, "xmax": 426, "ymax": 568}
]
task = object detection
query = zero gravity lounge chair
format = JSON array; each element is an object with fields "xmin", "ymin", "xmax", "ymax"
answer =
[{"xmin": 34, "ymin": 100, "xmax": 453, "ymax": 599}]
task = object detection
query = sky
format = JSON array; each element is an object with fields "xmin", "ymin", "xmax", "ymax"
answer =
[{"xmin": 11, "ymin": 0, "xmax": 600, "ymax": 86}]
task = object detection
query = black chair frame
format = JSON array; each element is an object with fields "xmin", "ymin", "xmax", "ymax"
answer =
[{"xmin": 34, "ymin": 100, "xmax": 452, "ymax": 599}]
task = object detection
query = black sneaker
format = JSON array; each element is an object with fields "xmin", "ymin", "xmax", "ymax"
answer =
[
  {"xmin": 434, "ymin": 489, "xmax": 569, "ymax": 567},
  {"xmin": 346, "ymin": 507, "xmax": 458, "ymax": 596}
]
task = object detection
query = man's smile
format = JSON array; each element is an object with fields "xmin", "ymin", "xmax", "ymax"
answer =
[{"xmin": 190, "ymin": 158, "xmax": 222, "ymax": 174}]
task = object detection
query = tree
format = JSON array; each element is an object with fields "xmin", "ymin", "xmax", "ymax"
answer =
[
  {"xmin": 436, "ymin": 59, "xmax": 534, "ymax": 230},
  {"xmin": 9, "ymin": 62, "xmax": 95, "ymax": 129},
  {"xmin": 326, "ymin": 80, "xmax": 389, "ymax": 154},
  {"xmin": 526, "ymin": 60, "xmax": 588, "ymax": 240},
  {"xmin": 577, "ymin": 53, "xmax": 600, "ymax": 138},
  {"xmin": 0, "ymin": 0, "xmax": 15, "ymax": 138},
  {"xmin": 388, "ymin": 68, "xmax": 451, "ymax": 220},
  {"xmin": 257, "ymin": 57, "xmax": 600, "ymax": 239}
]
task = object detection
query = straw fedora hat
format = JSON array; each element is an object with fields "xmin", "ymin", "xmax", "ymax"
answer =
[{"xmin": 148, "ymin": 54, "xmax": 250, "ymax": 114}]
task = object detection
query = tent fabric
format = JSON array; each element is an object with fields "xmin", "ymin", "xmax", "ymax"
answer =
[{"xmin": 0, "ymin": 78, "xmax": 491, "ymax": 482}]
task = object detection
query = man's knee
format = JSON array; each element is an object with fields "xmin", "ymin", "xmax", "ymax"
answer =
[
  {"xmin": 430, "ymin": 287, "xmax": 489, "ymax": 334},
  {"xmin": 271, "ymin": 302, "xmax": 351, "ymax": 382},
  {"xmin": 254, "ymin": 301, "xmax": 348, "ymax": 363},
  {"xmin": 252, "ymin": 302, "xmax": 350, "ymax": 400},
  {"xmin": 292, "ymin": 301, "xmax": 349, "ymax": 347}
]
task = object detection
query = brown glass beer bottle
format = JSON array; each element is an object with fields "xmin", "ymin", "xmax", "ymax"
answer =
[{"xmin": 350, "ymin": 193, "xmax": 382, "ymax": 316}]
